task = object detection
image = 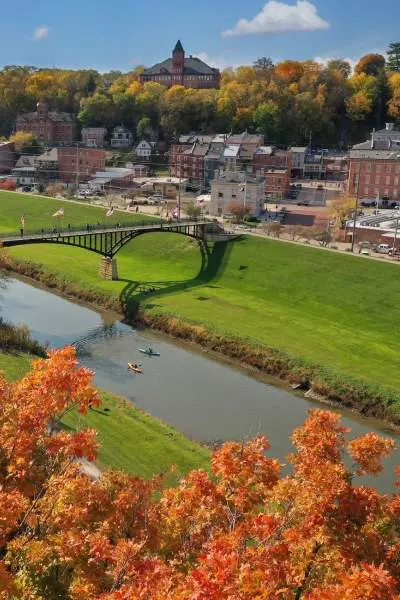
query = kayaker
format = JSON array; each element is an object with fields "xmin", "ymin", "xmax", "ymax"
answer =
[{"xmin": 148, "ymin": 347, "xmax": 153, "ymax": 355}]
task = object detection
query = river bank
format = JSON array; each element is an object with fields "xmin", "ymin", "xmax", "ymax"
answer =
[{"xmin": 2, "ymin": 252, "xmax": 400, "ymax": 431}]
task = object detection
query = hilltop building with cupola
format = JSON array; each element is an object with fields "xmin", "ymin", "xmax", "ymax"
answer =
[{"xmin": 140, "ymin": 41, "xmax": 220, "ymax": 89}]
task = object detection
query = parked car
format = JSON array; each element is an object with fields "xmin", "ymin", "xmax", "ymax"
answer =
[
  {"xmin": 297, "ymin": 201, "xmax": 309, "ymax": 206},
  {"xmin": 295, "ymin": 183, "xmax": 303, "ymax": 189},
  {"xmin": 317, "ymin": 184, "xmax": 324, "ymax": 189},
  {"xmin": 374, "ymin": 244, "xmax": 392, "ymax": 254}
]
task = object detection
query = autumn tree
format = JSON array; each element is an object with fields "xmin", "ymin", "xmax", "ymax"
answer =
[
  {"xmin": 185, "ymin": 201, "xmax": 202, "ymax": 219},
  {"xmin": 228, "ymin": 201, "xmax": 247, "ymax": 223},
  {"xmin": 1, "ymin": 350, "xmax": 400, "ymax": 598},
  {"xmin": 328, "ymin": 193, "xmax": 356, "ymax": 228},
  {"xmin": 355, "ymin": 53, "xmax": 386, "ymax": 76},
  {"xmin": 9, "ymin": 131, "xmax": 39, "ymax": 154}
]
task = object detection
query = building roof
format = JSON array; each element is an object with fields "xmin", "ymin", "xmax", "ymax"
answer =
[
  {"xmin": 183, "ymin": 142, "xmax": 210, "ymax": 157},
  {"xmin": 350, "ymin": 149, "xmax": 400, "ymax": 160},
  {"xmin": 223, "ymin": 145, "xmax": 241, "ymax": 158},
  {"xmin": 82, "ymin": 127, "xmax": 107, "ymax": 134},
  {"xmin": 228, "ymin": 132, "xmax": 263, "ymax": 144},
  {"xmin": 255, "ymin": 146, "xmax": 274, "ymax": 155},
  {"xmin": 142, "ymin": 56, "xmax": 218, "ymax": 76},
  {"xmin": 173, "ymin": 40, "xmax": 184, "ymax": 53},
  {"xmin": 290, "ymin": 146, "xmax": 308, "ymax": 153},
  {"xmin": 37, "ymin": 148, "xmax": 58, "ymax": 162},
  {"xmin": 15, "ymin": 155, "xmax": 36, "ymax": 168},
  {"xmin": 16, "ymin": 110, "xmax": 75, "ymax": 123}
]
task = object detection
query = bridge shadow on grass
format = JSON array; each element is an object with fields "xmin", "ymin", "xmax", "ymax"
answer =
[{"xmin": 120, "ymin": 239, "xmax": 239, "ymax": 317}]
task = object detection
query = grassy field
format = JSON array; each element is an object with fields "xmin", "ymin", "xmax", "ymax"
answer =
[
  {"xmin": 4, "ymin": 191, "xmax": 400, "ymax": 391},
  {"xmin": 0, "ymin": 351, "xmax": 209, "ymax": 478},
  {"xmin": 0, "ymin": 190, "xmax": 153, "ymax": 234}
]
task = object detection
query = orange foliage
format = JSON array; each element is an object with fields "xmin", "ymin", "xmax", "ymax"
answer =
[{"xmin": 0, "ymin": 349, "xmax": 399, "ymax": 598}]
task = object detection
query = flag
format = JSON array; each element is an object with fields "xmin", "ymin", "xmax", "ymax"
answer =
[
  {"xmin": 106, "ymin": 207, "xmax": 114, "ymax": 217},
  {"xmin": 20, "ymin": 215, "xmax": 25, "ymax": 227},
  {"xmin": 52, "ymin": 208, "xmax": 64, "ymax": 217}
]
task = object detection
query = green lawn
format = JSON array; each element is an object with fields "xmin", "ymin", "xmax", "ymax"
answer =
[
  {"xmin": 0, "ymin": 351, "xmax": 32, "ymax": 380},
  {"xmin": 4, "ymin": 191, "xmax": 400, "ymax": 391},
  {"xmin": 0, "ymin": 190, "xmax": 154, "ymax": 234},
  {"xmin": 0, "ymin": 351, "xmax": 209, "ymax": 478}
]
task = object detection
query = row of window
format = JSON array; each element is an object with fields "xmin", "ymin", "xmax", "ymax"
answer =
[
  {"xmin": 362, "ymin": 187, "xmax": 399, "ymax": 198},
  {"xmin": 360, "ymin": 163, "xmax": 400, "ymax": 173}
]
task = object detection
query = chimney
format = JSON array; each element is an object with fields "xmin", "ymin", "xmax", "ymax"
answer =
[{"xmin": 386, "ymin": 123, "xmax": 395, "ymax": 131}]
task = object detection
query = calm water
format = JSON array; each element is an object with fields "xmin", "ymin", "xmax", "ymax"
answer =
[{"xmin": 2, "ymin": 276, "xmax": 399, "ymax": 491}]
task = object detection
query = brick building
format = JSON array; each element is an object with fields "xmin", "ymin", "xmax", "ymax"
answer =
[
  {"xmin": 253, "ymin": 147, "xmax": 291, "ymax": 199},
  {"xmin": 173, "ymin": 142, "xmax": 209, "ymax": 189},
  {"xmin": 57, "ymin": 147, "xmax": 106, "ymax": 184},
  {"xmin": 349, "ymin": 124, "xmax": 400, "ymax": 200},
  {"xmin": 140, "ymin": 41, "xmax": 220, "ymax": 89},
  {"xmin": 264, "ymin": 169, "xmax": 291, "ymax": 200},
  {"xmin": 16, "ymin": 102, "xmax": 77, "ymax": 146},
  {"xmin": 0, "ymin": 142, "xmax": 16, "ymax": 173}
]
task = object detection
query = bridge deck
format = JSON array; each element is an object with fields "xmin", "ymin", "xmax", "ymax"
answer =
[{"xmin": 0, "ymin": 219, "xmax": 211, "ymax": 244}]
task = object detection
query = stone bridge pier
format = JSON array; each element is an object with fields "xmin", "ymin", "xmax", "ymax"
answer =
[{"xmin": 99, "ymin": 256, "xmax": 118, "ymax": 280}]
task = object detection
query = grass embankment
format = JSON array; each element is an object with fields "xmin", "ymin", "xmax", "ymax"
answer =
[
  {"xmin": 0, "ymin": 352, "xmax": 209, "ymax": 478},
  {"xmin": 0, "ymin": 190, "xmax": 155, "ymax": 234},
  {"xmin": 3, "ymin": 191, "xmax": 400, "ymax": 420}
]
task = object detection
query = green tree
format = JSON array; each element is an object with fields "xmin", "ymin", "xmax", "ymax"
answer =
[
  {"xmin": 185, "ymin": 201, "xmax": 201, "ymax": 219},
  {"xmin": 137, "ymin": 116, "xmax": 152, "ymax": 139},
  {"xmin": 253, "ymin": 101, "xmax": 280, "ymax": 140},
  {"xmin": 387, "ymin": 42, "xmax": 400, "ymax": 72}
]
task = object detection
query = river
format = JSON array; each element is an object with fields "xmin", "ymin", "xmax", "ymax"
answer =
[{"xmin": 1, "ymin": 275, "xmax": 399, "ymax": 492}]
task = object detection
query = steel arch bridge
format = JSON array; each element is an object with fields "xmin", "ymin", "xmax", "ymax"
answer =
[{"xmin": 0, "ymin": 219, "xmax": 229, "ymax": 258}]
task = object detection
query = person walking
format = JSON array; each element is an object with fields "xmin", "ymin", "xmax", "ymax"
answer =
[{"xmin": 20, "ymin": 215, "xmax": 25, "ymax": 237}]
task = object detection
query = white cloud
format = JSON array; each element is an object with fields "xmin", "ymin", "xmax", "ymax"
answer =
[
  {"xmin": 314, "ymin": 56, "xmax": 357, "ymax": 72},
  {"xmin": 222, "ymin": 1, "xmax": 329, "ymax": 38},
  {"xmin": 33, "ymin": 26, "xmax": 49, "ymax": 41},
  {"xmin": 196, "ymin": 52, "xmax": 244, "ymax": 71}
]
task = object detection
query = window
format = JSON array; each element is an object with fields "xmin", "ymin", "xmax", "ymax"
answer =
[
  {"xmin": 376, "ymin": 176, "xmax": 380, "ymax": 184},
  {"xmin": 218, "ymin": 192, "xmax": 223, "ymax": 198},
  {"xmin": 364, "ymin": 186, "xmax": 369, "ymax": 196},
  {"xmin": 374, "ymin": 187, "xmax": 380, "ymax": 197},
  {"xmin": 386, "ymin": 176, "xmax": 391, "ymax": 185},
  {"xmin": 365, "ymin": 174, "xmax": 370, "ymax": 184},
  {"xmin": 376, "ymin": 164, "xmax": 381, "ymax": 173},
  {"xmin": 386, "ymin": 164, "xmax": 392, "ymax": 172},
  {"xmin": 232, "ymin": 194, "xmax": 236, "ymax": 198},
  {"xmin": 395, "ymin": 177, "xmax": 399, "ymax": 185}
]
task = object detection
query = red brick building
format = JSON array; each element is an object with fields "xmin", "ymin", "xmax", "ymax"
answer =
[
  {"xmin": 57, "ymin": 148, "xmax": 106, "ymax": 183},
  {"xmin": 0, "ymin": 142, "xmax": 16, "ymax": 173},
  {"xmin": 16, "ymin": 102, "xmax": 77, "ymax": 146},
  {"xmin": 253, "ymin": 146, "xmax": 291, "ymax": 173},
  {"xmin": 253, "ymin": 147, "xmax": 291, "ymax": 199},
  {"xmin": 173, "ymin": 143, "xmax": 209, "ymax": 187},
  {"xmin": 140, "ymin": 41, "xmax": 220, "ymax": 89},
  {"xmin": 349, "ymin": 124, "xmax": 400, "ymax": 201}
]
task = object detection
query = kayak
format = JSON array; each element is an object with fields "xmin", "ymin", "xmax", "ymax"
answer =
[
  {"xmin": 128, "ymin": 363, "xmax": 143, "ymax": 374},
  {"xmin": 138, "ymin": 349, "xmax": 160, "ymax": 357}
]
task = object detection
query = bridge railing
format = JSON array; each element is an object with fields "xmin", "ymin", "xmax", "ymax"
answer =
[{"xmin": 0, "ymin": 217, "xmax": 212, "ymax": 240}]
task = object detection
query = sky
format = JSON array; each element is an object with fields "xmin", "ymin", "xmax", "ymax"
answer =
[{"xmin": 1, "ymin": 0, "xmax": 400, "ymax": 72}]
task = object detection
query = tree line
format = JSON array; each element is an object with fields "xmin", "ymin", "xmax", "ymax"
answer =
[{"xmin": 1, "ymin": 42, "xmax": 400, "ymax": 148}]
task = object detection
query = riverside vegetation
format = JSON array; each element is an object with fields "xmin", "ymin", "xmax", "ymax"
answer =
[{"xmin": 2, "ymin": 191, "xmax": 400, "ymax": 423}]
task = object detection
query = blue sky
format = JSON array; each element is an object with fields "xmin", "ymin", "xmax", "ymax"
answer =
[{"xmin": 1, "ymin": 0, "xmax": 399, "ymax": 72}]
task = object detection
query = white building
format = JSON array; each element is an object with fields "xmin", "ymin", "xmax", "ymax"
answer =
[
  {"xmin": 210, "ymin": 171, "xmax": 264, "ymax": 216},
  {"xmin": 135, "ymin": 140, "xmax": 152, "ymax": 158},
  {"xmin": 81, "ymin": 127, "xmax": 107, "ymax": 148},
  {"xmin": 110, "ymin": 126, "xmax": 133, "ymax": 149}
]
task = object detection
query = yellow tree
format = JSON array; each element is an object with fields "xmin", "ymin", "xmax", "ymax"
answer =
[{"xmin": 328, "ymin": 194, "xmax": 356, "ymax": 228}]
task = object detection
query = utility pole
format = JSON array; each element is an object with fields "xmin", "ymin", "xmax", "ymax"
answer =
[
  {"xmin": 351, "ymin": 161, "xmax": 361, "ymax": 253},
  {"xmin": 178, "ymin": 167, "xmax": 182, "ymax": 220},
  {"xmin": 75, "ymin": 143, "xmax": 80, "ymax": 192}
]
